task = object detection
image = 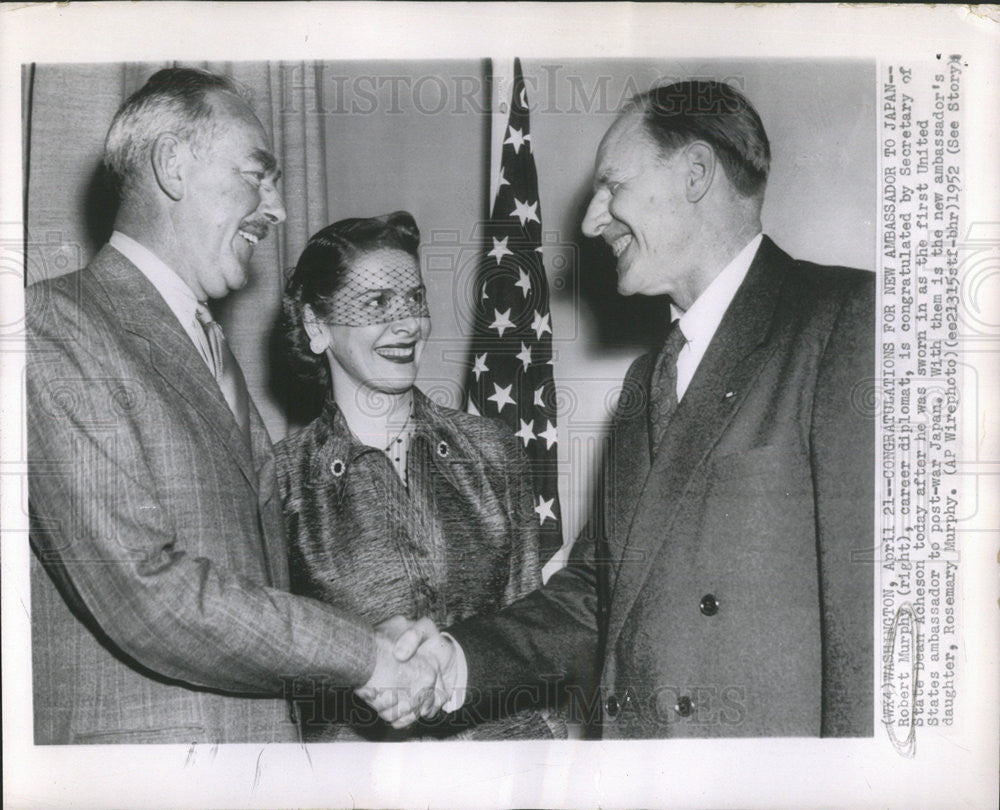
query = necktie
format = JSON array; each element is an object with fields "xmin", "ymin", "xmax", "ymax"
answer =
[
  {"xmin": 195, "ymin": 304, "xmax": 251, "ymax": 438},
  {"xmin": 648, "ymin": 319, "xmax": 686, "ymax": 455}
]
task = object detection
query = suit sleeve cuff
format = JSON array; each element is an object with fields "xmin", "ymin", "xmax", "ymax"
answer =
[{"xmin": 440, "ymin": 631, "xmax": 468, "ymax": 712}]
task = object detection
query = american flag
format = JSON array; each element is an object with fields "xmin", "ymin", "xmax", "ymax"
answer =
[{"xmin": 464, "ymin": 58, "xmax": 563, "ymax": 564}]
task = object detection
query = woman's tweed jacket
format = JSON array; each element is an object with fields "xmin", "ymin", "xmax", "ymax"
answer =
[{"xmin": 275, "ymin": 388, "xmax": 559, "ymax": 741}]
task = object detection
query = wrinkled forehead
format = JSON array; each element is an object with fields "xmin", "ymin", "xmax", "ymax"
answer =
[{"xmin": 337, "ymin": 247, "xmax": 423, "ymax": 294}]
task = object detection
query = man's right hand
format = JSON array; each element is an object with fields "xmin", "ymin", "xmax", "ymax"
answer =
[{"xmin": 355, "ymin": 616, "xmax": 457, "ymax": 728}]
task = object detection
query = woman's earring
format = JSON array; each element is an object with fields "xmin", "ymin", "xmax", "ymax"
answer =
[{"xmin": 310, "ymin": 336, "xmax": 328, "ymax": 354}]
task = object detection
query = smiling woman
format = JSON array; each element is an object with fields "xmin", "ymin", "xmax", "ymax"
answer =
[
  {"xmin": 281, "ymin": 213, "xmax": 432, "ymax": 426},
  {"xmin": 274, "ymin": 211, "xmax": 563, "ymax": 742}
]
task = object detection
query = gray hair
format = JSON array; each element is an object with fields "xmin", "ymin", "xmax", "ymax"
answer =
[{"xmin": 104, "ymin": 67, "xmax": 252, "ymax": 195}]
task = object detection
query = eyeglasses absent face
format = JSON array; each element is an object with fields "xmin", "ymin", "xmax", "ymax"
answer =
[{"xmin": 176, "ymin": 92, "xmax": 286, "ymax": 300}]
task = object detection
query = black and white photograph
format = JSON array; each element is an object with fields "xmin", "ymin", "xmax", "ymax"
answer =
[{"xmin": 2, "ymin": 4, "xmax": 997, "ymax": 809}]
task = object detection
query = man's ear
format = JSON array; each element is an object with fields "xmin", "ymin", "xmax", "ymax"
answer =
[
  {"xmin": 683, "ymin": 141, "xmax": 716, "ymax": 203},
  {"xmin": 150, "ymin": 133, "xmax": 187, "ymax": 201}
]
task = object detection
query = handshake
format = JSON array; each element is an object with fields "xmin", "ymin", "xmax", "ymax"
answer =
[{"xmin": 355, "ymin": 616, "xmax": 463, "ymax": 728}]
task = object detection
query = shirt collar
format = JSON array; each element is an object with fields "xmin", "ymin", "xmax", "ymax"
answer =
[
  {"xmin": 316, "ymin": 389, "xmax": 440, "ymax": 466},
  {"xmin": 109, "ymin": 231, "xmax": 202, "ymax": 328},
  {"xmin": 671, "ymin": 233, "xmax": 763, "ymax": 349}
]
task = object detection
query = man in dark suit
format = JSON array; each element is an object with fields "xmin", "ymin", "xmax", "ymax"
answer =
[
  {"xmin": 27, "ymin": 67, "xmax": 439, "ymax": 744},
  {"xmin": 395, "ymin": 79, "xmax": 874, "ymax": 738}
]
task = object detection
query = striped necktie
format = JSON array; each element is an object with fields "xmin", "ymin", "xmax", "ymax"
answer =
[
  {"xmin": 195, "ymin": 304, "xmax": 251, "ymax": 438},
  {"xmin": 648, "ymin": 319, "xmax": 686, "ymax": 456}
]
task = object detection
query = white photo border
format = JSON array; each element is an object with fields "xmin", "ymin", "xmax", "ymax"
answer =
[{"xmin": 2, "ymin": 4, "xmax": 997, "ymax": 809}]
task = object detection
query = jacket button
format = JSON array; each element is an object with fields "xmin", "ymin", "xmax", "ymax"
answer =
[
  {"xmin": 675, "ymin": 695, "xmax": 693, "ymax": 717},
  {"xmin": 605, "ymin": 695, "xmax": 619, "ymax": 717},
  {"xmin": 699, "ymin": 594, "xmax": 719, "ymax": 616}
]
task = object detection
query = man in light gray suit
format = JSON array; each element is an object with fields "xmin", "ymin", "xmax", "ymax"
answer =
[{"xmin": 27, "ymin": 68, "xmax": 438, "ymax": 744}]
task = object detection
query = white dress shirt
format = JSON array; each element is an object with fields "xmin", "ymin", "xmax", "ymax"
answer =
[
  {"xmin": 108, "ymin": 231, "xmax": 214, "ymax": 371},
  {"xmin": 672, "ymin": 232, "xmax": 762, "ymax": 401}
]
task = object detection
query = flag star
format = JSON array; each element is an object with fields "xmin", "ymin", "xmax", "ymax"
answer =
[
  {"xmin": 534, "ymin": 495, "xmax": 556, "ymax": 525},
  {"xmin": 510, "ymin": 197, "xmax": 540, "ymax": 227},
  {"xmin": 489, "ymin": 308, "xmax": 515, "ymax": 337},
  {"xmin": 504, "ymin": 125, "xmax": 531, "ymax": 154},
  {"xmin": 488, "ymin": 236, "xmax": 514, "ymax": 265},
  {"xmin": 538, "ymin": 419, "xmax": 558, "ymax": 450},
  {"xmin": 496, "ymin": 167, "xmax": 510, "ymax": 191},
  {"xmin": 516, "ymin": 342, "xmax": 533, "ymax": 370},
  {"xmin": 487, "ymin": 382, "xmax": 516, "ymax": 414},
  {"xmin": 471, "ymin": 353, "xmax": 489, "ymax": 381},
  {"xmin": 531, "ymin": 310, "xmax": 551, "ymax": 340},
  {"xmin": 533, "ymin": 385, "xmax": 546, "ymax": 408},
  {"xmin": 481, "ymin": 280, "xmax": 489, "ymax": 301},
  {"xmin": 519, "ymin": 87, "xmax": 529, "ymax": 110},
  {"xmin": 514, "ymin": 268, "xmax": 532, "ymax": 297},
  {"xmin": 514, "ymin": 418, "xmax": 535, "ymax": 447}
]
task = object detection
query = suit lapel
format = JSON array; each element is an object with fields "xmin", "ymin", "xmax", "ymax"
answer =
[
  {"xmin": 248, "ymin": 400, "xmax": 288, "ymax": 586},
  {"xmin": 90, "ymin": 246, "xmax": 259, "ymax": 492},
  {"xmin": 608, "ymin": 353, "xmax": 654, "ymax": 573},
  {"xmin": 605, "ymin": 238, "xmax": 791, "ymax": 652}
]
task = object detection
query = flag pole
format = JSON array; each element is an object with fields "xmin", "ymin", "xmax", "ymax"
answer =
[{"xmin": 489, "ymin": 58, "xmax": 515, "ymax": 209}]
